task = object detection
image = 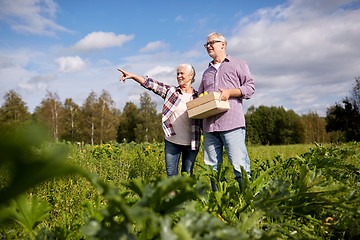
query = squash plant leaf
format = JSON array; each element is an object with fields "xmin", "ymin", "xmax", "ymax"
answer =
[{"xmin": 6, "ymin": 194, "xmax": 51, "ymax": 232}]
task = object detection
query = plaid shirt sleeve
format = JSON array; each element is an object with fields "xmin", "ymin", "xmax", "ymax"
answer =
[{"xmin": 142, "ymin": 77, "xmax": 170, "ymax": 99}]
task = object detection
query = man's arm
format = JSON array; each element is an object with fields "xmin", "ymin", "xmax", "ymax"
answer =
[{"xmin": 218, "ymin": 88, "xmax": 242, "ymax": 101}]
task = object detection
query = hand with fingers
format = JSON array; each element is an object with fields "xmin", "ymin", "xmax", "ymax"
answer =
[
  {"xmin": 117, "ymin": 68, "xmax": 145, "ymax": 85},
  {"xmin": 219, "ymin": 88, "xmax": 230, "ymax": 101},
  {"xmin": 118, "ymin": 68, "xmax": 132, "ymax": 83},
  {"xmin": 219, "ymin": 88, "xmax": 242, "ymax": 101}
]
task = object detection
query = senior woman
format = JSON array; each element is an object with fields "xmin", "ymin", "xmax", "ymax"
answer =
[{"xmin": 118, "ymin": 64, "xmax": 201, "ymax": 177}]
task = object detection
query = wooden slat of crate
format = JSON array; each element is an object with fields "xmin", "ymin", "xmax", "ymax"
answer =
[
  {"xmin": 188, "ymin": 100, "xmax": 230, "ymax": 119},
  {"xmin": 187, "ymin": 92, "xmax": 230, "ymax": 119},
  {"xmin": 186, "ymin": 92, "xmax": 220, "ymax": 109}
]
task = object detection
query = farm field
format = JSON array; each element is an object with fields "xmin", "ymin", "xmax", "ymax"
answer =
[{"xmin": 0, "ymin": 128, "xmax": 359, "ymax": 239}]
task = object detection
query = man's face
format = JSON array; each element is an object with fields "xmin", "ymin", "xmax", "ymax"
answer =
[{"xmin": 205, "ymin": 35, "xmax": 225, "ymax": 59}]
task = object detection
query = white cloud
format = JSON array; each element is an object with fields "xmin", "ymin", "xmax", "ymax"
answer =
[
  {"xmin": 139, "ymin": 41, "xmax": 169, "ymax": 53},
  {"xmin": 227, "ymin": 0, "xmax": 360, "ymax": 115},
  {"xmin": 0, "ymin": 0, "xmax": 72, "ymax": 36},
  {"xmin": 55, "ymin": 56, "xmax": 86, "ymax": 73},
  {"xmin": 29, "ymin": 73, "xmax": 57, "ymax": 84},
  {"xmin": 128, "ymin": 94, "xmax": 141, "ymax": 103},
  {"xmin": 0, "ymin": 55, "xmax": 15, "ymax": 69},
  {"xmin": 145, "ymin": 65, "xmax": 174, "ymax": 78},
  {"xmin": 19, "ymin": 74, "xmax": 56, "ymax": 91},
  {"xmin": 72, "ymin": 32, "xmax": 135, "ymax": 51},
  {"xmin": 0, "ymin": 50, "xmax": 62, "ymax": 112},
  {"xmin": 0, "ymin": 51, "xmax": 36, "ymax": 90},
  {"xmin": 175, "ymin": 15, "xmax": 184, "ymax": 22},
  {"xmin": 183, "ymin": 50, "xmax": 203, "ymax": 58}
]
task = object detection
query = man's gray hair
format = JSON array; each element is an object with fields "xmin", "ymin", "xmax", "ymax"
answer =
[
  {"xmin": 207, "ymin": 32, "xmax": 227, "ymax": 47},
  {"xmin": 177, "ymin": 63, "xmax": 196, "ymax": 83}
]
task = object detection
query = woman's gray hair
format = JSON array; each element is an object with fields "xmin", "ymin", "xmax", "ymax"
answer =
[
  {"xmin": 207, "ymin": 32, "xmax": 227, "ymax": 47},
  {"xmin": 177, "ymin": 63, "xmax": 196, "ymax": 83}
]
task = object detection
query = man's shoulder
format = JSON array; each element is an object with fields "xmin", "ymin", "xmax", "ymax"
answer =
[{"xmin": 226, "ymin": 55, "xmax": 246, "ymax": 64}]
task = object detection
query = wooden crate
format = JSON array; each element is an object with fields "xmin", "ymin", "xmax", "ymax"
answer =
[{"xmin": 187, "ymin": 92, "xmax": 230, "ymax": 119}]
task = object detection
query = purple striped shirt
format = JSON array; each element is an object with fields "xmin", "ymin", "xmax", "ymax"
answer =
[{"xmin": 199, "ymin": 55, "xmax": 255, "ymax": 132}]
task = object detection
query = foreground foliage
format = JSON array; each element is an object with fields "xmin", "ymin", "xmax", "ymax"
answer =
[{"xmin": 0, "ymin": 126, "xmax": 359, "ymax": 239}]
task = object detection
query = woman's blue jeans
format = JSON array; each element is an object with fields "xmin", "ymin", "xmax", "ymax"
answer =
[{"xmin": 164, "ymin": 139, "xmax": 199, "ymax": 177}]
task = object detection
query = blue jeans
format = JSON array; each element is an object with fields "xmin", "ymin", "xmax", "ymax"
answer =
[
  {"xmin": 164, "ymin": 139, "xmax": 199, "ymax": 177},
  {"xmin": 203, "ymin": 127, "xmax": 251, "ymax": 191}
]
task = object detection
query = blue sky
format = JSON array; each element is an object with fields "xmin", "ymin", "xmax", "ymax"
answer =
[{"xmin": 1, "ymin": 0, "xmax": 360, "ymax": 116}]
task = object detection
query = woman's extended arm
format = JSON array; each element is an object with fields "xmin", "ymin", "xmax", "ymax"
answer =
[
  {"xmin": 118, "ymin": 68, "xmax": 171, "ymax": 99},
  {"xmin": 118, "ymin": 68, "xmax": 145, "ymax": 85}
]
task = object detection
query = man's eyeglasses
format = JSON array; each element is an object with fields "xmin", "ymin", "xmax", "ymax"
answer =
[{"xmin": 204, "ymin": 40, "xmax": 223, "ymax": 48}]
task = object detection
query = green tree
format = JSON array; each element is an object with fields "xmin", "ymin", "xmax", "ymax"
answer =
[
  {"xmin": 276, "ymin": 108, "xmax": 305, "ymax": 144},
  {"xmin": 79, "ymin": 90, "xmax": 119, "ymax": 145},
  {"xmin": 135, "ymin": 92, "xmax": 162, "ymax": 143},
  {"xmin": 80, "ymin": 91, "xmax": 98, "ymax": 145},
  {"xmin": 350, "ymin": 76, "xmax": 360, "ymax": 107},
  {"xmin": 62, "ymin": 98, "xmax": 81, "ymax": 142},
  {"xmin": 0, "ymin": 90, "xmax": 30, "ymax": 129},
  {"xmin": 245, "ymin": 105, "xmax": 305, "ymax": 145},
  {"xmin": 97, "ymin": 90, "xmax": 120, "ymax": 143},
  {"xmin": 301, "ymin": 112, "xmax": 330, "ymax": 143},
  {"xmin": 246, "ymin": 106, "xmax": 276, "ymax": 145},
  {"xmin": 117, "ymin": 102, "xmax": 140, "ymax": 143},
  {"xmin": 33, "ymin": 91, "xmax": 63, "ymax": 141},
  {"xmin": 245, "ymin": 105, "xmax": 263, "ymax": 144},
  {"xmin": 326, "ymin": 99, "xmax": 360, "ymax": 142},
  {"xmin": 326, "ymin": 77, "xmax": 360, "ymax": 142}
]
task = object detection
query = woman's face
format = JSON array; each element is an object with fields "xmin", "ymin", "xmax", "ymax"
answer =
[{"xmin": 177, "ymin": 66, "xmax": 193, "ymax": 87}]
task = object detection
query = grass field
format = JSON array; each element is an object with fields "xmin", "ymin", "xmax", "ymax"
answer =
[{"xmin": 1, "ymin": 128, "xmax": 359, "ymax": 239}]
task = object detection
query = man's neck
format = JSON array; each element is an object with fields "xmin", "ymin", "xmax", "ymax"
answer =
[{"xmin": 213, "ymin": 54, "xmax": 226, "ymax": 64}]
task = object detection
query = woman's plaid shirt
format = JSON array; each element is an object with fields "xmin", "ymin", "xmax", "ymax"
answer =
[{"xmin": 142, "ymin": 77, "xmax": 201, "ymax": 150}]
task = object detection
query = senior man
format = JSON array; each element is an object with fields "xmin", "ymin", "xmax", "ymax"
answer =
[{"xmin": 199, "ymin": 32, "xmax": 255, "ymax": 192}]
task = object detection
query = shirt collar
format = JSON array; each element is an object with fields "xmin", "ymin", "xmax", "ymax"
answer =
[
  {"xmin": 175, "ymin": 86, "xmax": 182, "ymax": 94},
  {"xmin": 176, "ymin": 86, "xmax": 197, "ymax": 96},
  {"xmin": 208, "ymin": 55, "xmax": 231, "ymax": 67}
]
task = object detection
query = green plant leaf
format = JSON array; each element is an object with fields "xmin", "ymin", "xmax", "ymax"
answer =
[{"xmin": 7, "ymin": 194, "xmax": 52, "ymax": 232}]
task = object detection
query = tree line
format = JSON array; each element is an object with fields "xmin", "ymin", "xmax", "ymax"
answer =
[
  {"xmin": 1, "ymin": 77, "xmax": 359, "ymax": 145},
  {"xmin": 0, "ymin": 89, "xmax": 162, "ymax": 144}
]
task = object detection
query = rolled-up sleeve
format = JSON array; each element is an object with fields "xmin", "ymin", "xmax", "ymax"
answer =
[{"xmin": 239, "ymin": 61, "xmax": 255, "ymax": 100}]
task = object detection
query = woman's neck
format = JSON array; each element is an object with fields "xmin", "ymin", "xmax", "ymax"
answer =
[{"xmin": 180, "ymin": 85, "xmax": 192, "ymax": 93}]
